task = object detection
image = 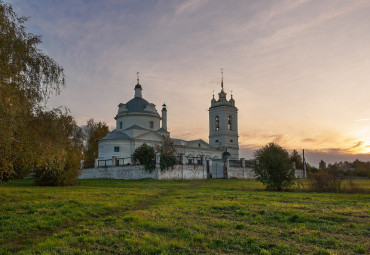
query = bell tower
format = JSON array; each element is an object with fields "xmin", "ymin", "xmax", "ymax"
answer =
[{"xmin": 209, "ymin": 71, "xmax": 239, "ymax": 159}]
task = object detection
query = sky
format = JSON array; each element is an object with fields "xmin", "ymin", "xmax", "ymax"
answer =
[{"xmin": 9, "ymin": 0, "xmax": 370, "ymax": 166}]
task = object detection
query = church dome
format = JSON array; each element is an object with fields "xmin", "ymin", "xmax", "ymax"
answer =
[
  {"xmin": 116, "ymin": 81, "xmax": 161, "ymax": 119},
  {"xmin": 124, "ymin": 97, "xmax": 159, "ymax": 115}
]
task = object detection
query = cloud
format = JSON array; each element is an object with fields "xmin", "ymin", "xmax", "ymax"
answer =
[
  {"xmin": 350, "ymin": 141, "xmax": 364, "ymax": 149},
  {"xmin": 11, "ymin": 0, "xmax": 370, "ymax": 166},
  {"xmin": 302, "ymin": 138, "xmax": 316, "ymax": 143},
  {"xmin": 175, "ymin": 0, "xmax": 208, "ymax": 16}
]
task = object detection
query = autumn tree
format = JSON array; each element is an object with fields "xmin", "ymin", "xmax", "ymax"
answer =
[
  {"xmin": 31, "ymin": 108, "xmax": 84, "ymax": 186},
  {"xmin": 253, "ymin": 143, "xmax": 295, "ymax": 191},
  {"xmin": 0, "ymin": 1, "xmax": 65, "ymax": 181},
  {"xmin": 155, "ymin": 135, "xmax": 177, "ymax": 171},
  {"xmin": 83, "ymin": 119, "xmax": 109, "ymax": 168}
]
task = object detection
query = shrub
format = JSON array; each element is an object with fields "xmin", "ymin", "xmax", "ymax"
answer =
[
  {"xmin": 253, "ymin": 143, "xmax": 295, "ymax": 191},
  {"xmin": 34, "ymin": 145, "xmax": 80, "ymax": 186},
  {"xmin": 159, "ymin": 152, "xmax": 177, "ymax": 171},
  {"xmin": 132, "ymin": 143, "xmax": 156, "ymax": 172},
  {"xmin": 308, "ymin": 172, "xmax": 341, "ymax": 193}
]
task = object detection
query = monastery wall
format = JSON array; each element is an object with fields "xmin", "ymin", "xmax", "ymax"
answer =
[
  {"xmin": 158, "ymin": 165, "xmax": 208, "ymax": 180},
  {"xmin": 227, "ymin": 167, "xmax": 256, "ymax": 179},
  {"xmin": 79, "ymin": 165, "xmax": 305, "ymax": 180},
  {"xmin": 79, "ymin": 166, "xmax": 157, "ymax": 179}
]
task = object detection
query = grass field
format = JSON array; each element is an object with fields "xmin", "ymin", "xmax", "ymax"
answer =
[{"xmin": 0, "ymin": 179, "xmax": 369, "ymax": 254}]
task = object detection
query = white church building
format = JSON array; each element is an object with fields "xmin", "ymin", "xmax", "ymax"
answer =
[{"xmin": 97, "ymin": 76, "xmax": 239, "ymax": 164}]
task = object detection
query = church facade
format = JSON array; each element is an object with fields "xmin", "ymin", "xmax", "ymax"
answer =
[{"xmin": 97, "ymin": 76, "xmax": 239, "ymax": 163}]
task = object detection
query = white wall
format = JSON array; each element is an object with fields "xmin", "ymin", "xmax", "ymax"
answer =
[
  {"xmin": 98, "ymin": 140, "xmax": 133, "ymax": 160},
  {"xmin": 79, "ymin": 166, "xmax": 157, "ymax": 179},
  {"xmin": 116, "ymin": 115, "xmax": 160, "ymax": 130},
  {"xmin": 159, "ymin": 165, "xmax": 207, "ymax": 180}
]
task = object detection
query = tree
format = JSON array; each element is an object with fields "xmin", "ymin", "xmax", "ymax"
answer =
[
  {"xmin": 253, "ymin": 143, "xmax": 295, "ymax": 191},
  {"xmin": 290, "ymin": 149, "xmax": 303, "ymax": 169},
  {"xmin": 155, "ymin": 136, "xmax": 177, "ymax": 171},
  {"xmin": 0, "ymin": 1, "xmax": 65, "ymax": 181},
  {"xmin": 132, "ymin": 144, "xmax": 156, "ymax": 172},
  {"xmin": 319, "ymin": 160, "xmax": 326, "ymax": 171},
  {"xmin": 83, "ymin": 119, "xmax": 109, "ymax": 168},
  {"xmin": 31, "ymin": 108, "xmax": 84, "ymax": 186}
]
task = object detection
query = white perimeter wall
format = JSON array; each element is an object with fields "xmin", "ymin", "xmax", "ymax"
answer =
[{"xmin": 79, "ymin": 165, "xmax": 304, "ymax": 180}]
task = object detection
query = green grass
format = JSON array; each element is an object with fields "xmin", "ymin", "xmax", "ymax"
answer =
[{"xmin": 0, "ymin": 179, "xmax": 369, "ymax": 254}]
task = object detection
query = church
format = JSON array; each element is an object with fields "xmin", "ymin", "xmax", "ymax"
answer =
[{"xmin": 97, "ymin": 75, "xmax": 239, "ymax": 164}]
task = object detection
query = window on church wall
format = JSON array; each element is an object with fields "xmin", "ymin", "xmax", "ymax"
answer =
[
  {"xmin": 114, "ymin": 146, "xmax": 120, "ymax": 152},
  {"xmin": 228, "ymin": 115, "xmax": 232, "ymax": 130},
  {"xmin": 149, "ymin": 121, "xmax": 154, "ymax": 129},
  {"xmin": 119, "ymin": 122, "xmax": 122, "ymax": 129},
  {"xmin": 215, "ymin": 116, "xmax": 219, "ymax": 131}
]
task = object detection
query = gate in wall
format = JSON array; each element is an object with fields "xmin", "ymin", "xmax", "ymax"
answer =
[{"xmin": 210, "ymin": 159, "xmax": 226, "ymax": 179}]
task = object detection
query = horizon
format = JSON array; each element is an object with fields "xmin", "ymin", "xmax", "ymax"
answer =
[{"xmin": 9, "ymin": 0, "xmax": 370, "ymax": 166}]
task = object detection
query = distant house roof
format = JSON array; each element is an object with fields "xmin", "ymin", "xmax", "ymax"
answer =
[{"xmin": 101, "ymin": 129, "xmax": 131, "ymax": 140}]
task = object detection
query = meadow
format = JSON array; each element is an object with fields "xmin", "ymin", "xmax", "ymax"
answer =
[{"xmin": 0, "ymin": 179, "xmax": 369, "ymax": 254}]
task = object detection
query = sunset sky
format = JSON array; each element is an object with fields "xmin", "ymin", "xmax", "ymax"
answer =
[{"xmin": 10, "ymin": 0, "xmax": 370, "ymax": 165}]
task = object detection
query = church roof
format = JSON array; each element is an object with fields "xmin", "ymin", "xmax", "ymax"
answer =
[
  {"xmin": 123, "ymin": 125, "xmax": 149, "ymax": 131},
  {"xmin": 171, "ymin": 138, "xmax": 218, "ymax": 150},
  {"xmin": 123, "ymin": 97, "xmax": 160, "ymax": 115},
  {"xmin": 101, "ymin": 129, "xmax": 131, "ymax": 140}
]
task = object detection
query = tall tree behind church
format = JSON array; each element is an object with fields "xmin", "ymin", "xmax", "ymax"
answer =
[{"xmin": 83, "ymin": 119, "xmax": 109, "ymax": 167}]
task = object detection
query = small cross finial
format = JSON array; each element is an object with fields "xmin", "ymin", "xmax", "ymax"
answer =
[
  {"xmin": 212, "ymin": 90, "xmax": 215, "ymax": 99},
  {"xmin": 136, "ymin": 72, "xmax": 140, "ymax": 84},
  {"xmin": 220, "ymin": 68, "xmax": 224, "ymax": 90},
  {"xmin": 231, "ymin": 90, "xmax": 233, "ymax": 99}
]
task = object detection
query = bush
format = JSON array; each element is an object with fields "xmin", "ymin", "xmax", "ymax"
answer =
[
  {"xmin": 132, "ymin": 144, "xmax": 156, "ymax": 172},
  {"xmin": 308, "ymin": 172, "xmax": 342, "ymax": 193},
  {"xmin": 159, "ymin": 151, "xmax": 177, "ymax": 171},
  {"xmin": 253, "ymin": 143, "xmax": 295, "ymax": 191},
  {"xmin": 31, "ymin": 109, "xmax": 83, "ymax": 186},
  {"xmin": 34, "ymin": 145, "xmax": 80, "ymax": 186}
]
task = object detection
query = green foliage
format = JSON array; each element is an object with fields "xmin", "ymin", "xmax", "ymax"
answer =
[
  {"xmin": 32, "ymin": 109, "xmax": 83, "ymax": 186},
  {"xmin": 253, "ymin": 143, "xmax": 295, "ymax": 191},
  {"xmin": 83, "ymin": 119, "xmax": 109, "ymax": 168},
  {"xmin": 0, "ymin": 179, "xmax": 369, "ymax": 254},
  {"xmin": 132, "ymin": 143, "xmax": 156, "ymax": 172},
  {"xmin": 0, "ymin": 1, "xmax": 65, "ymax": 181},
  {"xmin": 155, "ymin": 135, "xmax": 178, "ymax": 171},
  {"xmin": 159, "ymin": 152, "xmax": 178, "ymax": 171}
]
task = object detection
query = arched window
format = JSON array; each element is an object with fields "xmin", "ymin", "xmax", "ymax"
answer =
[
  {"xmin": 215, "ymin": 116, "xmax": 219, "ymax": 131},
  {"xmin": 228, "ymin": 115, "xmax": 232, "ymax": 130}
]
